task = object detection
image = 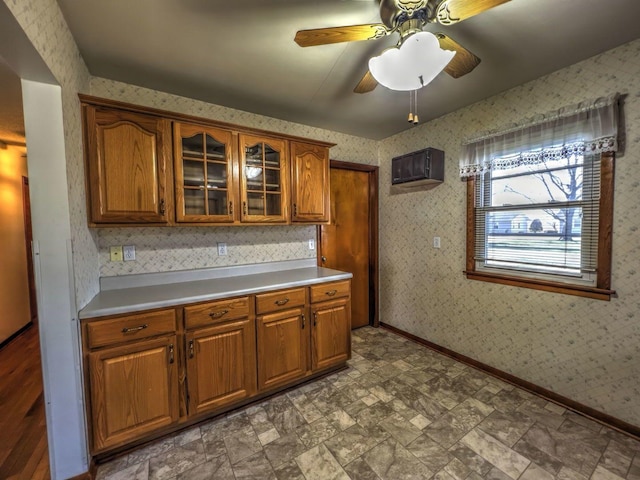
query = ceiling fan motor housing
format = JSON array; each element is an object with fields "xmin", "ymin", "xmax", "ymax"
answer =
[{"xmin": 379, "ymin": 0, "xmax": 435, "ymax": 29}]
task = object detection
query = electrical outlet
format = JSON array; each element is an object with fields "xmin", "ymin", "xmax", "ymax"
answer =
[
  {"xmin": 110, "ymin": 245, "xmax": 123, "ymax": 262},
  {"xmin": 433, "ymin": 236, "xmax": 441, "ymax": 249},
  {"xmin": 308, "ymin": 239, "xmax": 315, "ymax": 250},
  {"xmin": 217, "ymin": 242, "xmax": 228, "ymax": 256},
  {"xmin": 123, "ymin": 245, "xmax": 136, "ymax": 261}
]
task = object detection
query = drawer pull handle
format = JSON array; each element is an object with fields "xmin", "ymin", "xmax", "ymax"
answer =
[
  {"xmin": 189, "ymin": 340, "xmax": 194, "ymax": 359},
  {"xmin": 209, "ymin": 309, "xmax": 229, "ymax": 319},
  {"xmin": 301, "ymin": 313, "xmax": 305, "ymax": 329},
  {"xmin": 326, "ymin": 290, "xmax": 338, "ymax": 297},
  {"xmin": 121, "ymin": 324, "xmax": 148, "ymax": 333},
  {"xmin": 275, "ymin": 298, "xmax": 290, "ymax": 306},
  {"xmin": 168, "ymin": 344, "xmax": 175, "ymax": 364}
]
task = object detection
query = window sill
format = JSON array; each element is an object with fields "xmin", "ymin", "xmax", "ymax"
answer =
[{"xmin": 463, "ymin": 270, "xmax": 615, "ymax": 301}]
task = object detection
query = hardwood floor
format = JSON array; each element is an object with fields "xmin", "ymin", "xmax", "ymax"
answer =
[{"xmin": 0, "ymin": 325, "xmax": 50, "ymax": 479}]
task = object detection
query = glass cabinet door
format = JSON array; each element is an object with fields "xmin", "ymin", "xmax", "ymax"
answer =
[
  {"xmin": 239, "ymin": 134, "xmax": 288, "ymax": 223},
  {"xmin": 174, "ymin": 123, "xmax": 235, "ymax": 222}
]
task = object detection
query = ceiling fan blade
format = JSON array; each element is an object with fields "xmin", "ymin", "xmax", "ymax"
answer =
[
  {"xmin": 354, "ymin": 70, "xmax": 378, "ymax": 94},
  {"xmin": 436, "ymin": 0, "xmax": 510, "ymax": 25},
  {"xmin": 294, "ymin": 24, "xmax": 390, "ymax": 47},
  {"xmin": 436, "ymin": 33, "xmax": 481, "ymax": 78}
]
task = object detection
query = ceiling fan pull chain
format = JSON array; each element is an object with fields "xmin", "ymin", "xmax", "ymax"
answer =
[{"xmin": 408, "ymin": 90, "xmax": 419, "ymax": 125}]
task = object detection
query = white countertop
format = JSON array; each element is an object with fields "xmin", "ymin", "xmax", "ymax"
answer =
[{"xmin": 79, "ymin": 261, "xmax": 352, "ymax": 319}]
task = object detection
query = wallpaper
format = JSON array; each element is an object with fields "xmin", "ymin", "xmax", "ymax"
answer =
[
  {"xmin": 90, "ymin": 78, "xmax": 379, "ymax": 277},
  {"xmin": 378, "ymin": 38, "xmax": 640, "ymax": 428}
]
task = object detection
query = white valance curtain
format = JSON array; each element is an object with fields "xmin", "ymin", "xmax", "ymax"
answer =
[{"xmin": 459, "ymin": 93, "xmax": 620, "ymax": 177}]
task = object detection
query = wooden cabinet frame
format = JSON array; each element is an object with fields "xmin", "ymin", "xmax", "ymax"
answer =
[
  {"xmin": 82, "ymin": 104, "xmax": 172, "ymax": 225},
  {"xmin": 88, "ymin": 335, "xmax": 179, "ymax": 451},
  {"xmin": 290, "ymin": 141, "xmax": 330, "ymax": 223},
  {"xmin": 80, "ymin": 95, "xmax": 334, "ymax": 226},
  {"xmin": 82, "ymin": 279, "xmax": 350, "ymax": 458}
]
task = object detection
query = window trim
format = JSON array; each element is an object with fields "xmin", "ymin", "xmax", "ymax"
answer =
[{"xmin": 464, "ymin": 152, "xmax": 615, "ymax": 301}]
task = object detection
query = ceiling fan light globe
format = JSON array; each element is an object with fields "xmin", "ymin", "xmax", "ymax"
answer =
[{"xmin": 368, "ymin": 31, "xmax": 456, "ymax": 91}]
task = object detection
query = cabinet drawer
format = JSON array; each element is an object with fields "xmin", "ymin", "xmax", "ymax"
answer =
[
  {"xmin": 184, "ymin": 297, "xmax": 250, "ymax": 330},
  {"xmin": 256, "ymin": 288, "xmax": 306, "ymax": 315},
  {"xmin": 310, "ymin": 280, "xmax": 351, "ymax": 304},
  {"xmin": 86, "ymin": 309, "xmax": 176, "ymax": 349}
]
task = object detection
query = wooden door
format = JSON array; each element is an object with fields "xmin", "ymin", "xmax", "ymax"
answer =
[
  {"xmin": 174, "ymin": 123, "xmax": 236, "ymax": 223},
  {"xmin": 319, "ymin": 162, "xmax": 378, "ymax": 328},
  {"xmin": 84, "ymin": 105, "xmax": 170, "ymax": 224},
  {"xmin": 290, "ymin": 141, "xmax": 330, "ymax": 223},
  {"xmin": 311, "ymin": 297, "xmax": 351, "ymax": 371},
  {"xmin": 239, "ymin": 134, "xmax": 288, "ymax": 223},
  {"xmin": 186, "ymin": 319, "xmax": 257, "ymax": 416},
  {"xmin": 89, "ymin": 335, "xmax": 179, "ymax": 452},
  {"xmin": 256, "ymin": 307, "xmax": 307, "ymax": 391}
]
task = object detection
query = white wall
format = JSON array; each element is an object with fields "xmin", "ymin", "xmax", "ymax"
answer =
[{"xmin": 22, "ymin": 79, "xmax": 88, "ymax": 479}]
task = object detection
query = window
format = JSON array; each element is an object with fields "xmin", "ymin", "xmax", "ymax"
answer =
[{"xmin": 461, "ymin": 95, "xmax": 618, "ymax": 300}]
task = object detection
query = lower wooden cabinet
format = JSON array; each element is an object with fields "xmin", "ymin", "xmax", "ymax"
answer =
[
  {"xmin": 82, "ymin": 279, "xmax": 350, "ymax": 456},
  {"xmin": 88, "ymin": 335, "xmax": 179, "ymax": 452},
  {"xmin": 256, "ymin": 307, "xmax": 308, "ymax": 391},
  {"xmin": 186, "ymin": 318, "xmax": 257, "ymax": 416},
  {"xmin": 312, "ymin": 297, "xmax": 351, "ymax": 371}
]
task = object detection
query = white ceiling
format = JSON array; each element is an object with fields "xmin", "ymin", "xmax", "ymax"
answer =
[{"xmin": 3, "ymin": 0, "xmax": 640, "ymax": 143}]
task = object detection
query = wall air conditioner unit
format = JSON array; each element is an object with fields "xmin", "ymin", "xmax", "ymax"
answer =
[{"xmin": 391, "ymin": 147, "xmax": 444, "ymax": 193}]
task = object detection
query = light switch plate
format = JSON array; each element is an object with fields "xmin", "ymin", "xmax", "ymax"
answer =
[
  {"xmin": 110, "ymin": 245, "xmax": 123, "ymax": 262},
  {"xmin": 308, "ymin": 239, "xmax": 315, "ymax": 250}
]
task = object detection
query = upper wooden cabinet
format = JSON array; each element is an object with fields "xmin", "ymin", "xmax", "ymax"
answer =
[
  {"xmin": 174, "ymin": 123, "xmax": 236, "ymax": 223},
  {"xmin": 239, "ymin": 134, "xmax": 288, "ymax": 223},
  {"xmin": 83, "ymin": 104, "xmax": 171, "ymax": 225},
  {"xmin": 80, "ymin": 96, "xmax": 334, "ymax": 226},
  {"xmin": 290, "ymin": 141, "xmax": 330, "ymax": 223}
]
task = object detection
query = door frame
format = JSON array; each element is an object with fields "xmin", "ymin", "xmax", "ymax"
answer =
[
  {"xmin": 317, "ymin": 160, "xmax": 379, "ymax": 328},
  {"xmin": 22, "ymin": 176, "xmax": 38, "ymax": 324}
]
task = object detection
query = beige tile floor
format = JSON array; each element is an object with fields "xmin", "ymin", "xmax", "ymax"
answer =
[{"xmin": 96, "ymin": 327, "xmax": 640, "ymax": 480}]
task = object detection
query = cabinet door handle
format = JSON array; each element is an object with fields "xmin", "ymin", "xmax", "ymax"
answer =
[
  {"xmin": 321, "ymin": 256, "xmax": 327, "ymax": 263},
  {"xmin": 293, "ymin": 203, "xmax": 297, "ymax": 217},
  {"xmin": 229, "ymin": 202, "xmax": 233, "ymax": 215},
  {"xmin": 326, "ymin": 289, "xmax": 338, "ymax": 297},
  {"xmin": 168, "ymin": 344, "xmax": 175, "ymax": 364},
  {"xmin": 209, "ymin": 309, "xmax": 229, "ymax": 319},
  {"xmin": 313, "ymin": 312, "xmax": 317, "ymax": 326},
  {"xmin": 275, "ymin": 298, "xmax": 289, "ymax": 306},
  {"xmin": 301, "ymin": 314, "xmax": 305, "ymax": 329},
  {"xmin": 243, "ymin": 201, "xmax": 247, "ymax": 215},
  {"xmin": 121, "ymin": 324, "xmax": 148, "ymax": 333},
  {"xmin": 188, "ymin": 340, "xmax": 194, "ymax": 359},
  {"xmin": 159, "ymin": 199, "xmax": 166, "ymax": 215}
]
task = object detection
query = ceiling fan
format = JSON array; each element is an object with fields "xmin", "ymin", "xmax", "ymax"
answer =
[{"xmin": 294, "ymin": 0, "xmax": 511, "ymax": 93}]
